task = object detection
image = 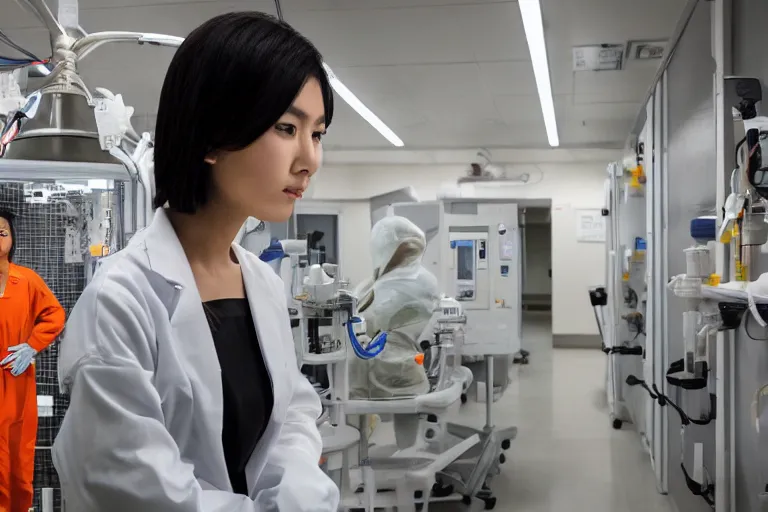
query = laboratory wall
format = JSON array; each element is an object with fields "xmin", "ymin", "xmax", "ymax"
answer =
[
  {"xmin": 296, "ymin": 200, "xmax": 372, "ymax": 289},
  {"xmin": 663, "ymin": 2, "xmax": 717, "ymax": 510},
  {"xmin": 731, "ymin": 0, "xmax": 768, "ymax": 509},
  {"xmin": 296, "ymin": 214, "xmax": 339, "ymax": 264},
  {"xmin": 311, "ymin": 163, "xmax": 606, "ymax": 341}
]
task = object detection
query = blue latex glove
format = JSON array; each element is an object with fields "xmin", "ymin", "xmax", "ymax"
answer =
[{"xmin": 1, "ymin": 343, "xmax": 37, "ymax": 377}]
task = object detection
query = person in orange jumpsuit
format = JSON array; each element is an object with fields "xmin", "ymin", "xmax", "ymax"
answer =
[{"xmin": 0, "ymin": 210, "xmax": 65, "ymax": 512}]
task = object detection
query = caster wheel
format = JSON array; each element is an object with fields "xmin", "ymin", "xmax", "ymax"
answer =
[
  {"xmin": 432, "ymin": 483, "xmax": 454, "ymax": 498},
  {"xmin": 612, "ymin": 419, "xmax": 623, "ymax": 430},
  {"xmin": 461, "ymin": 393, "xmax": 468, "ymax": 404},
  {"xmin": 462, "ymin": 495, "xmax": 473, "ymax": 505},
  {"xmin": 499, "ymin": 453, "xmax": 506, "ymax": 464},
  {"xmin": 501, "ymin": 439, "xmax": 511, "ymax": 450},
  {"xmin": 483, "ymin": 497, "xmax": 497, "ymax": 510}
]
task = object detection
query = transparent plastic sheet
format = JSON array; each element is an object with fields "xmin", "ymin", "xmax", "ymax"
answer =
[
  {"xmin": 748, "ymin": 273, "xmax": 768, "ymax": 327},
  {"xmin": 368, "ymin": 215, "xmax": 426, "ymax": 275},
  {"xmin": 350, "ymin": 216, "xmax": 439, "ymax": 399},
  {"xmin": 349, "ymin": 268, "xmax": 439, "ymax": 399}
]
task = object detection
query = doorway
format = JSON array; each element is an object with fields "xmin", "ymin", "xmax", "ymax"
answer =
[{"xmin": 520, "ymin": 207, "xmax": 552, "ymax": 312}]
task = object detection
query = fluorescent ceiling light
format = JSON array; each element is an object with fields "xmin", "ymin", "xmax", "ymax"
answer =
[
  {"xmin": 519, "ymin": 0, "xmax": 559, "ymax": 147},
  {"xmin": 322, "ymin": 63, "xmax": 404, "ymax": 147}
]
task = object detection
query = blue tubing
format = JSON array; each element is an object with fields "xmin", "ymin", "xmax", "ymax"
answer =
[{"xmin": 347, "ymin": 316, "xmax": 387, "ymax": 360}]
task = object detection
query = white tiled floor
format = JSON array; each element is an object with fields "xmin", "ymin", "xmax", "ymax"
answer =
[{"xmin": 436, "ymin": 313, "xmax": 678, "ymax": 512}]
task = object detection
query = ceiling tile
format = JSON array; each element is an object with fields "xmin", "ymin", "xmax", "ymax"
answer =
[
  {"xmin": 1, "ymin": 0, "xmax": 686, "ymax": 151},
  {"xmin": 285, "ymin": 1, "xmax": 529, "ymax": 68},
  {"xmin": 478, "ymin": 61, "xmax": 537, "ymax": 97}
]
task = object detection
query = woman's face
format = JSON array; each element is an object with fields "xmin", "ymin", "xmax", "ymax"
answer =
[
  {"xmin": 0, "ymin": 217, "xmax": 12, "ymax": 261},
  {"xmin": 208, "ymin": 77, "xmax": 327, "ymax": 223}
]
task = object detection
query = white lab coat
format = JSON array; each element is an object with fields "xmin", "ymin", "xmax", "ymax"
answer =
[{"xmin": 52, "ymin": 208, "xmax": 340, "ymax": 512}]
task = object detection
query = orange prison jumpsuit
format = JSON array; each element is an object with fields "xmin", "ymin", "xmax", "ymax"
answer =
[{"xmin": 0, "ymin": 264, "xmax": 65, "ymax": 512}]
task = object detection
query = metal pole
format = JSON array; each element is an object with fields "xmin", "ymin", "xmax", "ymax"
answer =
[
  {"xmin": 520, "ymin": 208, "xmax": 527, "ymax": 305},
  {"xmin": 713, "ymin": 0, "xmax": 734, "ymax": 509},
  {"xmin": 485, "ymin": 355, "xmax": 494, "ymax": 429},
  {"xmin": 41, "ymin": 487, "xmax": 54, "ymax": 512},
  {"xmin": 274, "ymin": 0, "xmax": 284, "ymax": 21}
]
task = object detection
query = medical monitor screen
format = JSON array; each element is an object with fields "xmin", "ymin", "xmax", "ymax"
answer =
[{"xmin": 456, "ymin": 241, "xmax": 475, "ymax": 281}]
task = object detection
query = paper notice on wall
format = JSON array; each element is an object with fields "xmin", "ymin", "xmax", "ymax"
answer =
[
  {"xmin": 501, "ymin": 239, "xmax": 516, "ymax": 261},
  {"xmin": 575, "ymin": 209, "xmax": 606, "ymax": 243},
  {"xmin": 64, "ymin": 226, "xmax": 83, "ymax": 264}
]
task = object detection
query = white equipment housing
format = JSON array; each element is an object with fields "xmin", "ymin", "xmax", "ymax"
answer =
[{"xmin": 385, "ymin": 199, "xmax": 522, "ymax": 359}]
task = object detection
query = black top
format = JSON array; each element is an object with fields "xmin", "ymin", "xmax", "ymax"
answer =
[{"xmin": 204, "ymin": 298, "xmax": 275, "ymax": 495}]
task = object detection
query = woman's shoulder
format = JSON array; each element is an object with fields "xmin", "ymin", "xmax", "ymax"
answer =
[
  {"xmin": 59, "ymin": 248, "xmax": 160, "ymax": 386},
  {"xmin": 10, "ymin": 262, "xmax": 41, "ymax": 280},
  {"xmin": 77, "ymin": 245, "xmax": 171, "ymax": 323}
]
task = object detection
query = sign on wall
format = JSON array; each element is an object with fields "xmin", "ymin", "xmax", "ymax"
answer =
[{"xmin": 575, "ymin": 209, "xmax": 606, "ymax": 243}]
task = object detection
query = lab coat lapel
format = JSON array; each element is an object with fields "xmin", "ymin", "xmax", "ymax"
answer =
[
  {"xmin": 138, "ymin": 209, "xmax": 228, "ymax": 487},
  {"xmin": 236, "ymin": 245, "xmax": 288, "ymax": 419}
]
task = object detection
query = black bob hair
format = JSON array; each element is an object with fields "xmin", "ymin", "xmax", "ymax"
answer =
[
  {"xmin": 153, "ymin": 11, "xmax": 334, "ymax": 213},
  {"xmin": 0, "ymin": 209, "xmax": 16, "ymax": 262}
]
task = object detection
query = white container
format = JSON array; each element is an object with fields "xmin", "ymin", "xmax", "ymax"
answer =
[
  {"xmin": 668, "ymin": 275, "xmax": 703, "ymax": 299},
  {"xmin": 684, "ymin": 246, "xmax": 710, "ymax": 278},
  {"xmin": 683, "ymin": 311, "xmax": 702, "ymax": 374}
]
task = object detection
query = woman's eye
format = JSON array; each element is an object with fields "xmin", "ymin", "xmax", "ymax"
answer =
[
  {"xmin": 313, "ymin": 131, "xmax": 326, "ymax": 142},
  {"xmin": 276, "ymin": 124, "xmax": 297, "ymax": 136}
]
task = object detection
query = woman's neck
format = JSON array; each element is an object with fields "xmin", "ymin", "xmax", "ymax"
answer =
[{"xmin": 167, "ymin": 203, "xmax": 245, "ymax": 268}]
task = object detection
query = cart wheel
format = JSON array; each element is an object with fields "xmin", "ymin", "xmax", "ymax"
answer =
[
  {"xmin": 462, "ymin": 495, "xmax": 473, "ymax": 506},
  {"xmin": 483, "ymin": 497, "xmax": 497, "ymax": 510},
  {"xmin": 612, "ymin": 419, "xmax": 623, "ymax": 430},
  {"xmin": 501, "ymin": 439, "xmax": 511, "ymax": 450},
  {"xmin": 461, "ymin": 393, "xmax": 468, "ymax": 404},
  {"xmin": 432, "ymin": 482, "xmax": 454, "ymax": 498}
]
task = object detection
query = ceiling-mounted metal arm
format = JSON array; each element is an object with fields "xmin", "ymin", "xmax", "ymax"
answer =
[
  {"xmin": 72, "ymin": 32, "xmax": 184, "ymax": 61},
  {"xmin": 56, "ymin": 0, "xmax": 87, "ymax": 39},
  {"xmin": 14, "ymin": 0, "xmax": 66, "ymax": 40},
  {"xmin": 274, "ymin": 0, "xmax": 284, "ymax": 21}
]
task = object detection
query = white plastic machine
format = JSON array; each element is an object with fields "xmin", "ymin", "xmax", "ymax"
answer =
[
  {"xmin": 385, "ymin": 199, "xmax": 520, "ymax": 503},
  {"xmin": 388, "ymin": 200, "xmax": 522, "ymax": 380},
  {"xmin": 261, "ymin": 237, "xmax": 517, "ymax": 510}
]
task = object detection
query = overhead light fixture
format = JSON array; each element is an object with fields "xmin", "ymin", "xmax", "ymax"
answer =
[
  {"xmin": 322, "ymin": 63, "xmax": 404, "ymax": 147},
  {"xmin": 519, "ymin": 0, "xmax": 559, "ymax": 147}
]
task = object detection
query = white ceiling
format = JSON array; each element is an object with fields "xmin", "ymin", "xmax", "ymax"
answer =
[{"xmin": 1, "ymin": 0, "xmax": 686, "ymax": 151}]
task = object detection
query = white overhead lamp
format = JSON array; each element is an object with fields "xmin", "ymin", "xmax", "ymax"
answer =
[
  {"xmin": 322, "ymin": 63, "xmax": 404, "ymax": 147},
  {"xmin": 519, "ymin": 0, "xmax": 559, "ymax": 147}
]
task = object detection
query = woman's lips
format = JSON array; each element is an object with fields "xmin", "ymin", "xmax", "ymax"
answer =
[{"xmin": 283, "ymin": 188, "xmax": 303, "ymax": 199}]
